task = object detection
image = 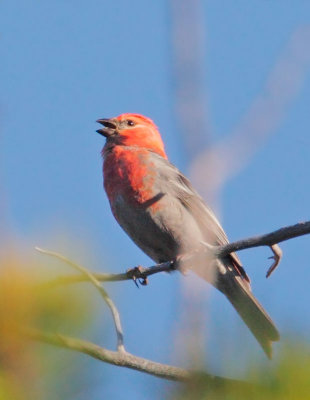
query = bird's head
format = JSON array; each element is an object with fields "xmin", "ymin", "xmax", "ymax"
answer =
[{"xmin": 96, "ymin": 113, "xmax": 167, "ymax": 158}]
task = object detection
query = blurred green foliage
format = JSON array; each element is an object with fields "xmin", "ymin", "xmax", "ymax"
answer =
[
  {"xmin": 1, "ymin": 248, "xmax": 309, "ymax": 399},
  {"xmin": 0, "ymin": 249, "xmax": 96, "ymax": 399},
  {"xmin": 172, "ymin": 345, "xmax": 310, "ymax": 400}
]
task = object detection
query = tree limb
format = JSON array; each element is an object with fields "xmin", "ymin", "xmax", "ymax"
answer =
[
  {"xmin": 24, "ymin": 327, "xmax": 253, "ymax": 387},
  {"xmin": 31, "ymin": 220, "xmax": 310, "ymax": 384},
  {"xmin": 38, "ymin": 221, "xmax": 310, "ymax": 286},
  {"xmin": 216, "ymin": 221, "xmax": 310, "ymax": 257},
  {"xmin": 31, "ymin": 252, "xmax": 252, "ymax": 386},
  {"xmin": 35, "ymin": 247, "xmax": 125, "ymax": 352}
]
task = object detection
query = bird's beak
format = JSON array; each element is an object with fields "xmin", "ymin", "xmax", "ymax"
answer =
[{"xmin": 96, "ymin": 118, "xmax": 118, "ymax": 137}]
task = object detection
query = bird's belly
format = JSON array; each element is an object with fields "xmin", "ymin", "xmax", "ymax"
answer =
[{"xmin": 111, "ymin": 191, "xmax": 204, "ymax": 263}]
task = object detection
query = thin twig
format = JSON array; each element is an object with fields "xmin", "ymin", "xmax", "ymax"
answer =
[
  {"xmin": 39, "ymin": 221, "xmax": 310, "ymax": 286},
  {"xmin": 42, "ymin": 260, "xmax": 175, "ymax": 288},
  {"xmin": 266, "ymin": 244, "xmax": 283, "ymax": 278},
  {"xmin": 35, "ymin": 247, "xmax": 125, "ymax": 352}
]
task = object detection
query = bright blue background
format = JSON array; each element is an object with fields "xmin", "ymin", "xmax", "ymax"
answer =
[{"xmin": 1, "ymin": 1, "xmax": 310, "ymax": 399}]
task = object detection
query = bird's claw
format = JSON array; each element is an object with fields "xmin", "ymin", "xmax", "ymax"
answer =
[
  {"xmin": 127, "ymin": 266, "xmax": 148, "ymax": 287},
  {"xmin": 266, "ymin": 244, "xmax": 282, "ymax": 278}
]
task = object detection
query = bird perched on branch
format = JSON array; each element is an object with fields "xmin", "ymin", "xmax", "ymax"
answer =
[{"xmin": 97, "ymin": 113, "xmax": 279, "ymax": 358}]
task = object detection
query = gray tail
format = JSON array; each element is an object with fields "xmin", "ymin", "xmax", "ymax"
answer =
[{"xmin": 219, "ymin": 272, "xmax": 280, "ymax": 358}]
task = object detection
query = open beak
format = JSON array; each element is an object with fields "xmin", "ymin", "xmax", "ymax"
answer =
[{"xmin": 96, "ymin": 118, "xmax": 118, "ymax": 137}]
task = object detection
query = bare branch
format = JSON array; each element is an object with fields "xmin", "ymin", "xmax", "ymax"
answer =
[
  {"xmin": 32, "ymin": 220, "xmax": 310, "ymax": 382},
  {"xmin": 39, "ymin": 221, "xmax": 310, "ymax": 286},
  {"xmin": 42, "ymin": 259, "xmax": 176, "ymax": 287},
  {"xmin": 35, "ymin": 247, "xmax": 125, "ymax": 352},
  {"xmin": 216, "ymin": 221, "xmax": 310, "ymax": 257},
  {"xmin": 24, "ymin": 326, "xmax": 253, "ymax": 387}
]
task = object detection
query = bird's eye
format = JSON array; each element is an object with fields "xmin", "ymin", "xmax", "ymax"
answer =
[{"xmin": 126, "ymin": 120, "xmax": 135, "ymax": 127}]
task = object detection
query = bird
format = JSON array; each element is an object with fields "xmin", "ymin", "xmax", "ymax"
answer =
[{"xmin": 96, "ymin": 113, "xmax": 280, "ymax": 358}]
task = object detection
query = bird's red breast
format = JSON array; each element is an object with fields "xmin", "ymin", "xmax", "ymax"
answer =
[
  {"xmin": 103, "ymin": 145, "xmax": 160, "ymax": 214},
  {"xmin": 101, "ymin": 113, "xmax": 168, "ymax": 216}
]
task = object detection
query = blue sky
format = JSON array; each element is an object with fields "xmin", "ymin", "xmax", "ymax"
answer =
[{"xmin": 1, "ymin": 1, "xmax": 310, "ymax": 399}]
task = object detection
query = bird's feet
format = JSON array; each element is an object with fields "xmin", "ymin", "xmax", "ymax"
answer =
[{"xmin": 126, "ymin": 266, "xmax": 148, "ymax": 287}]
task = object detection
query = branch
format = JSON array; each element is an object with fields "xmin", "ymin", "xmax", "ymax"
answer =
[
  {"xmin": 216, "ymin": 221, "xmax": 310, "ymax": 257},
  {"xmin": 39, "ymin": 221, "xmax": 310, "ymax": 286},
  {"xmin": 35, "ymin": 247, "xmax": 125, "ymax": 352},
  {"xmin": 32, "ymin": 254, "xmax": 253, "ymax": 386},
  {"xmin": 39, "ymin": 252, "xmax": 176, "ymax": 287},
  {"xmin": 32, "ymin": 221, "xmax": 308, "ymax": 383},
  {"xmin": 24, "ymin": 327, "xmax": 253, "ymax": 387}
]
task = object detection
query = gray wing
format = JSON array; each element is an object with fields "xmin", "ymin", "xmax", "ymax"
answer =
[
  {"xmin": 154, "ymin": 154, "xmax": 281, "ymax": 355},
  {"xmin": 172, "ymin": 172, "xmax": 229, "ymax": 247},
  {"xmin": 154, "ymin": 153, "xmax": 229, "ymax": 246},
  {"xmin": 154, "ymin": 152, "xmax": 249, "ymax": 282}
]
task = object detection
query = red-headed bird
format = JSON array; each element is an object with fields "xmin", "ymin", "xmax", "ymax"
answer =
[{"xmin": 97, "ymin": 113, "xmax": 279, "ymax": 358}]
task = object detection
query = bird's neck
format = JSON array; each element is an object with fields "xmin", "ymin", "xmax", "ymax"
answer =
[{"xmin": 102, "ymin": 137, "xmax": 167, "ymax": 159}]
